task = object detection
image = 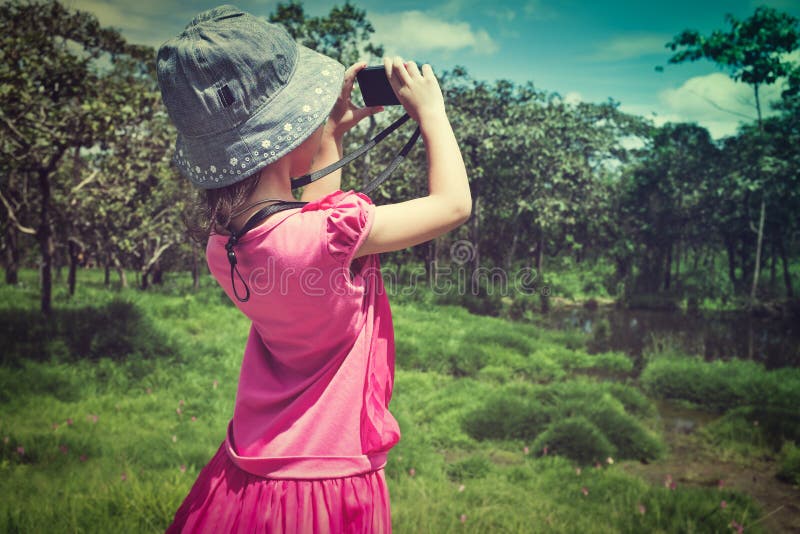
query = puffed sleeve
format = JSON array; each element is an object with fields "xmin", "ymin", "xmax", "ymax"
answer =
[{"xmin": 322, "ymin": 190, "xmax": 376, "ymax": 265}]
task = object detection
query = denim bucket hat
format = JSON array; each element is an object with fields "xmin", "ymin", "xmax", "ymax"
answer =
[{"xmin": 156, "ymin": 5, "xmax": 345, "ymax": 189}]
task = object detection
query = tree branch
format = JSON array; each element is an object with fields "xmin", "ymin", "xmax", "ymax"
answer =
[
  {"xmin": 687, "ymin": 89, "xmax": 756, "ymax": 121},
  {"xmin": 71, "ymin": 170, "xmax": 99, "ymax": 194},
  {"xmin": 0, "ymin": 110, "xmax": 31, "ymax": 150},
  {"xmin": 0, "ymin": 188, "xmax": 36, "ymax": 235}
]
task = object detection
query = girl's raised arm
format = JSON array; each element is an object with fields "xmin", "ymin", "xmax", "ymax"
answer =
[{"xmin": 354, "ymin": 57, "xmax": 471, "ymax": 259}]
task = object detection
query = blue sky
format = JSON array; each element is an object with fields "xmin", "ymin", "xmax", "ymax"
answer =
[{"xmin": 66, "ymin": 0, "xmax": 800, "ymax": 138}]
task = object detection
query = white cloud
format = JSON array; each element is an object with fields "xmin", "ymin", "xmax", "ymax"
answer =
[
  {"xmin": 621, "ymin": 71, "xmax": 789, "ymax": 139},
  {"xmin": 563, "ymin": 91, "xmax": 582, "ymax": 105},
  {"xmin": 370, "ymin": 10, "xmax": 499, "ymax": 56},
  {"xmin": 588, "ymin": 34, "xmax": 671, "ymax": 61},
  {"xmin": 65, "ymin": 0, "xmax": 195, "ymax": 48}
]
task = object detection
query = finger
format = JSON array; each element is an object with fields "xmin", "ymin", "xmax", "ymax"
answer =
[
  {"xmin": 354, "ymin": 105, "xmax": 384, "ymax": 122},
  {"xmin": 405, "ymin": 60, "xmax": 421, "ymax": 79},
  {"xmin": 342, "ymin": 62, "xmax": 365, "ymax": 96},
  {"xmin": 392, "ymin": 56, "xmax": 412, "ymax": 86},
  {"xmin": 383, "ymin": 56, "xmax": 392, "ymax": 80},
  {"xmin": 421, "ymin": 63, "xmax": 434, "ymax": 79}
]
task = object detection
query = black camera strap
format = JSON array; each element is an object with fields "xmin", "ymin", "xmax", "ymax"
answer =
[{"xmin": 225, "ymin": 113, "xmax": 420, "ymax": 302}]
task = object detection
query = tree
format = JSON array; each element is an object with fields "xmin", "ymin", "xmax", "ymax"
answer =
[
  {"xmin": 0, "ymin": 0, "xmax": 152, "ymax": 314},
  {"xmin": 270, "ymin": 1, "xmax": 386, "ymax": 191},
  {"xmin": 665, "ymin": 6, "xmax": 800, "ymax": 306},
  {"xmin": 269, "ymin": 0, "xmax": 383, "ymax": 67},
  {"xmin": 619, "ymin": 123, "xmax": 720, "ymax": 296}
]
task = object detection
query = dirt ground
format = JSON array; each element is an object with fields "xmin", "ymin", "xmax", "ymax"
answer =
[{"xmin": 619, "ymin": 417, "xmax": 800, "ymax": 533}]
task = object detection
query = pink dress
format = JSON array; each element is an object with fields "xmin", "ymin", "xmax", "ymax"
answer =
[{"xmin": 166, "ymin": 190, "xmax": 401, "ymax": 533}]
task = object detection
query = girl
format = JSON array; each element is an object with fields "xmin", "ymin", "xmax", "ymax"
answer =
[{"xmin": 157, "ymin": 5, "xmax": 470, "ymax": 533}]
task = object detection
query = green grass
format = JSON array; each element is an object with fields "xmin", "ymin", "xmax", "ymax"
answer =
[{"xmin": 0, "ymin": 269, "xmax": 772, "ymax": 533}]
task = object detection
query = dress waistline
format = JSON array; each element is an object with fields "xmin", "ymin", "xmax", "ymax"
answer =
[{"xmin": 224, "ymin": 419, "xmax": 388, "ymax": 480}]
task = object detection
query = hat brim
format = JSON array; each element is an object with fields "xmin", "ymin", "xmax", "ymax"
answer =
[{"xmin": 173, "ymin": 44, "xmax": 345, "ymax": 189}]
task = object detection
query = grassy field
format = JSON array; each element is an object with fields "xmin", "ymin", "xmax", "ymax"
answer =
[{"xmin": 1, "ymin": 268, "xmax": 796, "ymax": 533}]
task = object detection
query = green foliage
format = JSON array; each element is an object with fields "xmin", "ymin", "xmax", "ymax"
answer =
[
  {"xmin": 445, "ymin": 454, "xmax": 492, "ymax": 482},
  {"xmin": 463, "ymin": 378, "xmax": 664, "ymax": 466},
  {"xmin": 531, "ymin": 416, "xmax": 616, "ymax": 466},
  {"xmin": 701, "ymin": 405, "xmax": 800, "ymax": 457},
  {"xmin": 776, "ymin": 440, "xmax": 800, "ymax": 486},
  {"xmin": 0, "ymin": 297, "xmax": 176, "ymax": 366},
  {"xmin": 0, "ymin": 0, "xmax": 165, "ymax": 312},
  {"xmin": 663, "ymin": 5, "xmax": 800, "ymax": 304},
  {"xmin": 0, "ymin": 271, "xmax": 774, "ymax": 533},
  {"xmin": 639, "ymin": 353, "xmax": 800, "ymax": 412},
  {"xmin": 269, "ymin": 0, "xmax": 383, "ymax": 66},
  {"xmin": 666, "ymin": 6, "xmax": 799, "ymax": 87},
  {"xmin": 463, "ymin": 391, "xmax": 552, "ymax": 442}
]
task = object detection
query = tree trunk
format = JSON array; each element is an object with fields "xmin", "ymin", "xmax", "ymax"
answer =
[
  {"xmin": 112, "ymin": 254, "xmax": 127, "ymax": 288},
  {"xmin": 104, "ymin": 261, "xmax": 110, "ymax": 286},
  {"xmin": 425, "ymin": 238, "xmax": 438, "ymax": 288},
  {"xmin": 152, "ymin": 261, "xmax": 163, "ymax": 285},
  {"xmin": 535, "ymin": 231, "xmax": 544, "ymax": 281},
  {"xmin": 140, "ymin": 269, "xmax": 149, "ymax": 290},
  {"xmin": 749, "ymin": 82, "xmax": 765, "ymax": 307},
  {"xmin": 67, "ymin": 239, "xmax": 79, "ymax": 297},
  {"xmin": 749, "ymin": 195, "xmax": 766, "ymax": 305},
  {"xmin": 740, "ymin": 236, "xmax": 750, "ymax": 293},
  {"xmin": 536, "ymin": 231, "xmax": 548, "ymax": 313},
  {"xmin": 769, "ymin": 238, "xmax": 776, "ymax": 292},
  {"xmin": 37, "ymin": 169, "xmax": 53, "ymax": 316},
  {"xmin": 4, "ymin": 223, "xmax": 19, "ymax": 284},
  {"xmin": 724, "ymin": 238, "xmax": 737, "ymax": 291},
  {"xmin": 506, "ymin": 230, "xmax": 519, "ymax": 271},
  {"xmin": 777, "ymin": 236, "xmax": 794, "ymax": 298},
  {"xmin": 470, "ymin": 193, "xmax": 481, "ymax": 274},
  {"xmin": 191, "ymin": 241, "xmax": 200, "ymax": 290},
  {"xmin": 664, "ymin": 243, "xmax": 672, "ymax": 291}
]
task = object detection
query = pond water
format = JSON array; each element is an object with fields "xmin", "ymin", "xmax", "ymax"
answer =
[{"xmin": 538, "ymin": 307, "xmax": 799, "ymax": 370}]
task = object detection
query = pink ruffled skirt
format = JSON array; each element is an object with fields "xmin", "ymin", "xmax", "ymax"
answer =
[{"xmin": 165, "ymin": 442, "xmax": 392, "ymax": 533}]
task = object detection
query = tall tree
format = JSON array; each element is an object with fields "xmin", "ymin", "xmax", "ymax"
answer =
[
  {"xmin": 269, "ymin": 0, "xmax": 383, "ymax": 67},
  {"xmin": 665, "ymin": 6, "xmax": 800, "ymax": 306},
  {"xmin": 0, "ymin": 0, "xmax": 152, "ymax": 314}
]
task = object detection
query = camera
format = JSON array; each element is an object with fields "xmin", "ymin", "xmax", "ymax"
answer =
[{"xmin": 356, "ymin": 66, "xmax": 401, "ymax": 107}]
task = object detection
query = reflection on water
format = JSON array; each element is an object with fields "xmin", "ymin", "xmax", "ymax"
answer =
[{"xmin": 539, "ymin": 307, "xmax": 799, "ymax": 370}]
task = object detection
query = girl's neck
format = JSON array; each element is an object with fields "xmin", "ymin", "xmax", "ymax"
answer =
[{"xmin": 228, "ymin": 163, "xmax": 296, "ymax": 233}]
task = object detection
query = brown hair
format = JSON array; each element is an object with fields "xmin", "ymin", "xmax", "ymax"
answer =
[{"xmin": 184, "ymin": 170, "xmax": 262, "ymax": 242}]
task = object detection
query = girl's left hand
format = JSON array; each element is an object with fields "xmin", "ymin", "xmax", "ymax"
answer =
[{"xmin": 325, "ymin": 62, "xmax": 383, "ymax": 140}]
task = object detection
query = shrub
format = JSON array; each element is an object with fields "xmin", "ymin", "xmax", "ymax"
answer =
[
  {"xmin": 462, "ymin": 394, "xmax": 551, "ymax": 441},
  {"xmin": 531, "ymin": 416, "xmax": 616, "ymax": 466},
  {"xmin": 605, "ymin": 382, "xmax": 657, "ymax": 418},
  {"xmin": 476, "ymin": 365, "xmax": 512, "ymax": 384},
  {"xmin": 583, "ymin": 405, "xmax": 664, "ymax": 462},
  {"xmin": 445, "ymin": 454, "xmax": 492, "ymax": 481},
  {"xmin": 640, "ymin": 354, "xmax": 800, "ymax": 412},
  {"xmin": 776, "ymin": 441, "xmax": 800, "ymax": 486},
  {"xmin": 703, "ymin": 405, "xmax": 800, "ymax": 454},
  {"xmin": 0, "ymin": 298, "xmax": 176, "ymax": 365},
  {"xmin": 465, "ymin": 379, "xmax": 665, "ymax": 465}
]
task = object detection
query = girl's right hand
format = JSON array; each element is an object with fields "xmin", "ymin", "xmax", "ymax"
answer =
[{"xmin": 384, "ymin": 56, "xmax": 446, "ymax": 124}]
